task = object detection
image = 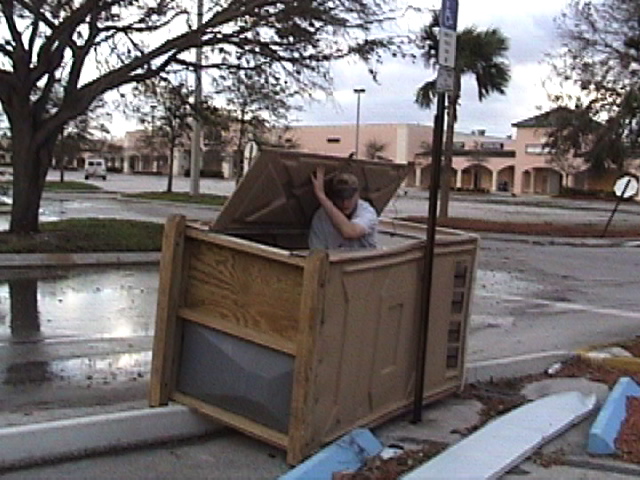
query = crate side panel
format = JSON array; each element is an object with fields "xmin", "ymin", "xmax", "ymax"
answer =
[
  {"xmin": 310, "ymin": 251, "xmax": 422, "ymax": 442},
  {"xmin": 183, "ymin": 239, "xmax": 303, "ymax": 344}
]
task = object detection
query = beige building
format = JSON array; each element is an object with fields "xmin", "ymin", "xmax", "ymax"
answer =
[
  {"xmin": 279, "ymin": 123, "xmax": 518, "ymax": 192},
  {"xmin": 280, "ymin": 109, "xmax": 640, "ymax": 197}
]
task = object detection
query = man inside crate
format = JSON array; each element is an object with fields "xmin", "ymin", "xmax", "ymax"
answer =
[{"xmin": 309, "ymin": 166, "xmax": 378, "ymax": 249}]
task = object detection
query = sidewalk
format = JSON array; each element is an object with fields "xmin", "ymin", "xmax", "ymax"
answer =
[{"xmin": 1, "ymin": 351, "xmax": 639, "ymax": 479}]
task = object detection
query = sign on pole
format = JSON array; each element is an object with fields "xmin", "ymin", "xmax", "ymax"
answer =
[
  {"xmin": 413, "ymin": 0, "xmax": 460, "ymax": 424},
  {"xmin": 614, "ymin": 175, "xmax": 639, "ymax": 199},
  {"xmin": 436, "ymin": 66, "xmax": 455, "ymax": 93},
  {"xmin": 437, "ymin": 29, "xmax": 457, "ymax": 68},
  {"xmin": 436, "ymin": 0, "xmax": 459, "ymax": 92},
  {"xmin": 440, "ymin": 0, "xmax": 458, "ymax": 30}
]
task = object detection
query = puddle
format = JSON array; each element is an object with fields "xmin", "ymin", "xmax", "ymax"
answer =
[
  {"xmin": 1, "ymin": 351, "xmax": 151, "ymax": 386},
  {"xmin": 0, "ymin": 266, "xmax": 159, "ymax": 341}
]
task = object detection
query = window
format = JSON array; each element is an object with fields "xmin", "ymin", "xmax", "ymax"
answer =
[
  {"xmin": 452, "ymin": 141, "xmax": 465, "ymax": 149},
  {"xmin": 480, "ymin": 141, "xmax": 504, "ymax": 151},
  {"xmin": 326, "ymin": 137, "xmax": 341, "ymax": 144},
  {"xmin": 525, "ymin": 144, "xmax": 551, "ymax": 155}
]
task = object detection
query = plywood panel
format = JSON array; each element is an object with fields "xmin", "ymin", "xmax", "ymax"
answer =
[
  {"xmin": 184, "ymin": 239, "xmax": 304, "ymax": 345},
  {"xmin": 287, "ymin": 251, "xmax": 329, "ymax": 464},
  {"xmin": 149, "ymin": 215, "xmax": 186, "ymax": 406},
  {"xmin": 424, "ymin": 251, "xmax": 476, "ymax": 393},
  {"xmin": 311, "ymin": 251, "xmax": 422, "ymax": 443}
]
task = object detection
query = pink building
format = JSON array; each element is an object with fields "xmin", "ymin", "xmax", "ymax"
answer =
[
  {"xmin": 281, "ymin": 108, "xmax": 640, "ymax": 196},
  {"xmin": 280, "ymin": 123, "xmax": 519, "ymax": 192}
]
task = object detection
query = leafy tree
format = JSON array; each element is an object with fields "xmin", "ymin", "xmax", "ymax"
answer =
[
  {"xmin": 53, "ymin": 97, "xmax": 111, "ymax": 182},
  {"xmin": 222, "ymin": 68, "xmax": 299, "ymax": 182},
  {"xmin": 0, "ymin": 0, "xmax": 397, "ymax": 234},
  {"xmin": 547, "ymin": 0, "xmax": 640, "ymax": 173},
  {"xmin": 133, "ymin": 78, "xmax": 196, "ymax": 192},
  {"xmin": 415, "ymin": 13, "xmax": 510, "ymax": 217}
]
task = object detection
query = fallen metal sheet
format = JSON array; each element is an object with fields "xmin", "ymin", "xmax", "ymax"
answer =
[
  {"xmin": 278, "ymin": 428, "xmax": 383, "ymax": 480},
  {"xmin": 401, "ymin": 391, "xmax": 597, "ymax": 480}
]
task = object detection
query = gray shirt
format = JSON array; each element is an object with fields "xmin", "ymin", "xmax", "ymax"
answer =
[{"xmin": 308, "ymin": 199, "xmax": 378, "ymax": 250}]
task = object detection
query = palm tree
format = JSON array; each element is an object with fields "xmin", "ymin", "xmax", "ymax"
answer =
[
  {"xmin": 415, "ymin": 14, "xmax": 510, "ymax": 218},
  {"xmin": 365, "ymin": 139, "xmax": 388, "ymax": 160}
]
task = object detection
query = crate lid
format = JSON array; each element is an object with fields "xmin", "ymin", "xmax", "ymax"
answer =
[{"xmin": 212, "ymin": 147, "xmax": 412, "ymax": 234}]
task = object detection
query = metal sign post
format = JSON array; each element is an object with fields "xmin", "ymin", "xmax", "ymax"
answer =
[
  {"xmin": 602, "ymin": 175, "xmax": 639, "ymax": 237},
  {"xmin": 412, "ymin": 0, "xmax": 458, "ymax": 424}
]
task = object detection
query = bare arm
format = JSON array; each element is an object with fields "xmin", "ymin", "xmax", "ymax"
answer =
[{"xmin": 311, "ymin": 167, "xmax": 366, "ymax": 239}]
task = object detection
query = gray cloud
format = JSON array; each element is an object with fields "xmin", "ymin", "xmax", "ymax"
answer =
[{"xmin": 294, "ymin": 1, "xmax": 567, "ymax": 138}]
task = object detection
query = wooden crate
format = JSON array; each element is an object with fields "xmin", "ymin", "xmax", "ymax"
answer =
[{"xmin": 150, "ymin": 214, "xmax": 478, "ymax": 464}]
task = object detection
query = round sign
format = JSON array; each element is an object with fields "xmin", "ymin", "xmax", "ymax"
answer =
[{"xmin": 613, "ymin": 175, "xmax": 639, "ymax": 199}]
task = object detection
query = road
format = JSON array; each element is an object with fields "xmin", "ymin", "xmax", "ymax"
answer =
[
  {"xmin": 34, "ymin": 169, "xmax": 640, "ymax": 228},
  {"xmin": 0, "ymin": 171, "xmax": 639, "ymax": 425}
]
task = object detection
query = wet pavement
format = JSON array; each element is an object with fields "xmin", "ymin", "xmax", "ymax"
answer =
[
  {"xmin": 0, "ymin": 266, "xmax": 157, "ymax": 420},
  {"xmin": 1, "ymin": 174, "xmax": 640, "ymax": 418},
  {"xmin": 1, "ymin": 173, "xmax": 640, "ymax": 476},
  {"xmin": 0, "ymin": 266, "xmax": 157, "ymax": 341},
  {"xmin": 3, "ymin": 170, "xmax": 640, "ymax": 230}
]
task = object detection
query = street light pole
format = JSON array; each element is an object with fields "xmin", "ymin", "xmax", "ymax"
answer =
[
  {"xmin": 353, "ymin": 88, "xmax": 365, "ymax": 158},
  {"xmin": 189, "ymin": 0, "xmax": 203, "ymax": 196}
]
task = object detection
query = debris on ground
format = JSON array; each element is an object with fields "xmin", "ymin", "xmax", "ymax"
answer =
[
  {"xmin": 332, "ymin": 337, "xmax": 640, "ymax": 479},
  {"xmin": 616, "ymin": 396, "xmax": 640, "ymax": 463},
  {"xmin": 331, "ymin": 441, "xmax": 447, "ymax": 480}
]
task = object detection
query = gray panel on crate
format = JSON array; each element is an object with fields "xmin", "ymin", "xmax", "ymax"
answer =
[{"xmin": 177, "ymin": 321, "xmax": 294, "ymax": 433}]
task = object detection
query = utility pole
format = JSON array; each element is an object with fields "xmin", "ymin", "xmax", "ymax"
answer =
[
  {"xmin": 189, "ymin": 0, "xmax": 203, "ymax": 196},
  {"xmin": 412, "ymin": 0, "xmax": 459, "ymax": 424},
  {"xmin": 353, "ymin": 88, "xmax": 365, "ymax": 158}
]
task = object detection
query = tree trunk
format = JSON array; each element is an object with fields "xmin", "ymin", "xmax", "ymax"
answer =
[
  {"xmin": 235, "ymin": 113, "xmax": 247, "ymax": 186},
  {"xmin": 167, "ymin": 142, "xmax": 175, "ymax": 193},
  {"xmin": 58, "ymin": 156, "xmax": 66, "ymax": 183},
  {"xmin": 439, "ymin": 80, "xmax": 460, "ymax": 219},
  {"xmin": 9, "ymin": 121, "xmax": 55, "ymax": 234}
]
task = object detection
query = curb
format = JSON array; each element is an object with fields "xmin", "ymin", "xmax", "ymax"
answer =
[
  {"xmin": 0, "ymin": 405, "xmax": 222, "ymax": 471},
  {"xmin": 0, "ymin": 352, "xmax": 571, "ymax": 471},
  {"xmin": 0, "ymin": 252, "xmax": 161, "ymax": 268},
  {"xmin": 465, "ymin": 350, "xmax": 573, "ymax": 383},
  {"xmin": 478, "ymin": 232, "xmax": 640, "ymax": 248}
]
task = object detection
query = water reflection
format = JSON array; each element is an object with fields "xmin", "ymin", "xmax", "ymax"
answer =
[
  {"xmin": 0, "ymin": 265, "xmax": 159, "ymax": 341},
  {"xmin": 2, "ymin": 352, "xmax": 152, "ymax": 387},
  {"xmin": 8, "ymin": 278, "xmax": 40, "ymax": 340},
  {"xmin": 0, "ymin": 266, "xmax": 158, "ymax": 389}
]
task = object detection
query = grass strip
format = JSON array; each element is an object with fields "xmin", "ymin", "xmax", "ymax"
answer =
[
  {"xmin": 0, "ymin": 218, "xmax": 163, "ymax": 253},
  {"xmin": 122, "ymin": 191, "xmax": 227, "ymax": 206}
]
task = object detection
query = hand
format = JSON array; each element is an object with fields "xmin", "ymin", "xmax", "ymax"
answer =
[{"xmin": 311, "ymin": 166, "xmax": 326, "ymax": 200}]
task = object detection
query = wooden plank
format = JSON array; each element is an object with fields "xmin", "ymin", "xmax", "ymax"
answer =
[
  {"xmin": 186, "ymin": 226, "xmax": 307, "ymax": 267},
  {"xmin": 178, "ymin": 307, "xmax": 297, "ymax": 355},
  {"xmin": 149, "ymin": 214, "xmax": 186, "ymax": 407},
  {"xmin": 172, "ymin": 391, "xmax": 289, "ymax": 450},
  {"xmin": 287, "ymin": 250, "xmax": 329, "ymax": 465},
  {"xmin": 340, "ymin": 250, "xmax": 424, "ymax": 272},
  {"xmin": 184, "ymin": 241, "xmax": 304, "ymax": 345}
]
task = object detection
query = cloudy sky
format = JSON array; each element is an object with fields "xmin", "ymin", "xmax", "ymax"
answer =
[{"xmin": 291, "ymin": 0, "xmax": 570, "ymax": 139}]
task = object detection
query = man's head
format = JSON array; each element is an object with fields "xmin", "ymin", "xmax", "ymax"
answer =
[{"xmin": 328, "ymin": 172, "xmax": 360, "ymax": 216}]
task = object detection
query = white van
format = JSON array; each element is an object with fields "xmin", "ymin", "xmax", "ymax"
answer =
[{"xmin": 84, "ymin": 158, "xmax": 107, "ymax": 180}]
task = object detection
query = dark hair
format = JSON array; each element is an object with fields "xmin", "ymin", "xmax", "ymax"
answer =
[{"xmin": 329, "ymin": 172, "xmax": 359, "ymax": 200}]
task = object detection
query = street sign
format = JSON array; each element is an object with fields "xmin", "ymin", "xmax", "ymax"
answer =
[
  {"xmin": 438, "ymin": 28, "xmax": 457, "ymax": 68},
  {"xmin": 614, "ymin": 175, "xmax": 639, "ymax": 199},
  {"xmin": 440, "ymin": 0, "xmax": 459, "ymax": 30},
  {"xmin": 436, "ymin": 66, "xmax": 455, "ymax": 93},
  {"xmin": 440, "ymin": 0, "xmax": 458, "ymax": 31},
  {"xmin": 438, "ymin": 0, "xmax": 458, "ymax": 68}
]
